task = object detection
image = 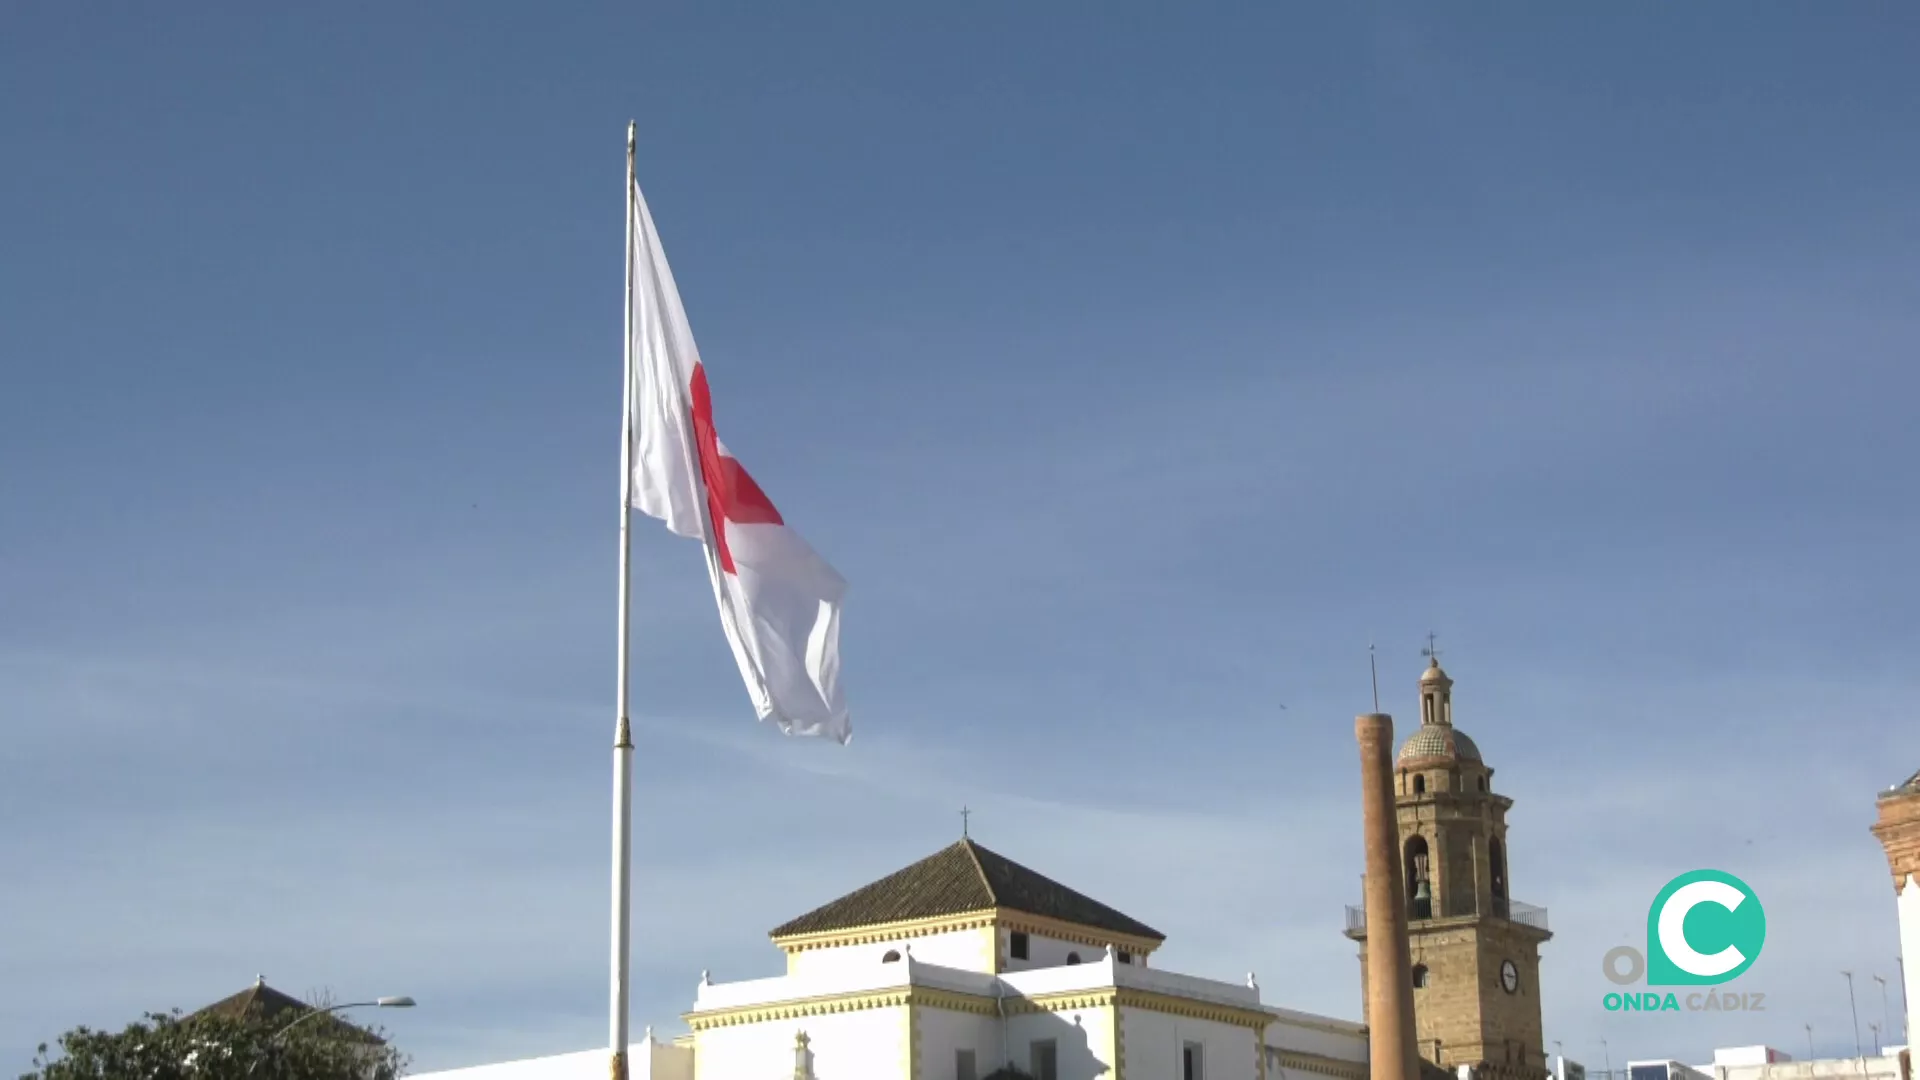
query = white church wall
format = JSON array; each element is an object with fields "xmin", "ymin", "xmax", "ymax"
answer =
[
  {"xmin": 1120, "ymin": 1007, "xmax": 1259, "ymax": 1080},
  {"xmin": 997, "ymin": 926, "xmax": 1126, "ymax": 973},
  {"xmin": 693, "ymin": 1003, "xmax": 907, "ymax": 1080},
  {"xmin": 695, "ymin": 961, "xmax": 911, "ymax": 1012},
  {"xmin": 789, "ymin": 927, "xmax": 995, "ymax": 976},
  {"xmin": 1898, "ymin": 874, "xmax": 1919, "ymax": 1053},
  {"xmin": 1115, "ymin": 963, "xmax": 1262, "ymax": 1009},
  {"xmin": 1262, "ymin": 1010, "xmax": 1369, "ymax": 1062},
  {"xmin": 916, "ymin": 1005, "xmax": 1003, "ymax": 1080},
  {"xmin": 408, "ymin": 1038, "xmax": 691, "ymax": 1080},
  {"xmin": 1004, "ymin": 1005, "xmax": 1118, "ymax": 1080},
  {"xmin": 643, "ymin": 1039, "xmax": 694, "ymax": 1080}
]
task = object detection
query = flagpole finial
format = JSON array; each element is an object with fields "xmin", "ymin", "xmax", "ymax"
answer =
[{"xmin": 626, "ymin": 120, "xmax": 636, "ymax": 150}]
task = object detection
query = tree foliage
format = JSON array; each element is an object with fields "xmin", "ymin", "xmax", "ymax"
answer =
[{"xmin": 20, "ymin": 1008, "xmax": 406, "ymax": 1080}]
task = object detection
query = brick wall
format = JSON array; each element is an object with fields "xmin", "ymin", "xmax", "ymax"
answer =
[{"xmin": 1872, "ymin": 789, "xmax": 1920, "ymax": 892}]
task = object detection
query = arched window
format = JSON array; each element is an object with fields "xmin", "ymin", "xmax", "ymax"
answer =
[
  {"xmin": 1413, "ymin": 774, "xmax": 1426, "ymax": 795},
  {"xmin": 1490, "ymin": 837, "xmax": 1508, "ymax": 903},
  {"xmin": 882, "ymin": 949, "xmax": 901, "ymax": 963},
  {"xmin": 1066, "ymin": 952, "xmax": 1082, "ymax": 965},
  {"xmin": 1411, "ymin": 964, "xmax": 1429, "ymax": 988},
  {"xmin": 1403, "ymin": 835, "xmax": 1431, "ymax": 919}
]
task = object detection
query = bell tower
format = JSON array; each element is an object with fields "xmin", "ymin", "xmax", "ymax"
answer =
[{"xmin": 1346, "ymin": 656, "xmax": 1551, "ymax": 1080}]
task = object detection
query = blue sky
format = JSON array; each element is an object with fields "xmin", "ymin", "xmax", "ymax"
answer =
[{"xmin": 3, "ymin": 2, "xmax": 1918, "ymax": 1073}]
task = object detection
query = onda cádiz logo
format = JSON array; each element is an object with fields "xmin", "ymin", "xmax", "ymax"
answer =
[{"xmin": 1601, "ymin": 870, "xmax": 1768, "ymax": 1014}]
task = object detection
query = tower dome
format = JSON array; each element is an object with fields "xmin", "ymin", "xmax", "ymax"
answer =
[
  {"xmin": 1398, "ymin": 723, "xmax": 1482, "ymax": 765},
  {"xmin": 1397, "ymin": 658, "xmax": 1482, "ymax": 765}
]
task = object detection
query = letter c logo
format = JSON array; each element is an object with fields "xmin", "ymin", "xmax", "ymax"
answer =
[
  {"xmin": 1658, "ymin": 880, "xmax": 1748, "ymax": 977},
  {"xmin": 1645, "ymin": 870, "xmax": 1766, "ymax": 986}
]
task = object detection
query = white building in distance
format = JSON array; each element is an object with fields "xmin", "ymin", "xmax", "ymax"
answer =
[{"xmin": 413, "ymin": 837, "xmax": 1370, "ymax": 1080}]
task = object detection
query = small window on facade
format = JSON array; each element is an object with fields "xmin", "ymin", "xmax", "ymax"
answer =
[
  {"xmin": 1030, "ymin": 1039, "xmax": 1058, "ymax": 1080},
  {"xmin": 1183, "ymin": 1040, "xmax": 1205, "ymax": 1080},
  {"xmin": 1066, "ymin": 951, "xmax": 1081, "ymax": 965},
  {"xmin": 1413, "ymin": 774, "xmax": 1426, "ymax": 794},
  {"xmin": 1009, "ymin": 931, "xmax": 1030, "ymax": 960},
  {"xmin": 1411, "ymin": 964, "xmax": 1429, "ymax": 988},
  {"xmin": 881, "ymin": 949, "xmax": 901, "ymax": 963},
  {"xmin": 956, "ymin": 1049, "xmax": 977, "ymax": 1080},
  {"xmin": 1479, "ymin": 776, "xmax": 1488, "ymax": 792},
  {"xmin": 1116, "ymin": 949, "xmax": 1132, "ymax": 964}
]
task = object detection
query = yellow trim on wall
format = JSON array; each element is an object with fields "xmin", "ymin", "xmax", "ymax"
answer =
[
  {"xmin": 773, "ymin": 910, "xmax": 999, "ymax": 953},
  {"xmin": 770, "ymin": 907, "xmax": 1163, "ymax": 961},
  {"xmin": 1268, "ymin": 1048, "xmax": 1368, "ymax": 1080},
  {"xmin": 1007, "ymin": 990, "xmax": 1117, "ymax": 1015},
  {"xmin": 993, "ymin": 911, "xmax": 1164, "ymax": 959},
  {"xmin": 1008, "ymin": 987, "xmax": 1270, "ymax": 1031},
  {"xmin": 1115, "ymin": 988, "xmax": 1273, "ymax": 1031},
  {"xmin": 684, "ymin": 986, "xmax": 996, "ymax": 1032}
]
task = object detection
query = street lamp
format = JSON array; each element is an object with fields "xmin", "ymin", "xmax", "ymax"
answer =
[
  {"xmin": 1901, "ymin": 956, "xmax": 1911, "ymax": 1043},
  {"xmin": 1805, "ymin": 1023, "xmax": 1813, "ymax": 1062},
  {"xmin": 271, "ymin": 996, "xmax": 415, "ymax": 1042},
  {"xmin": 1843, "ymin": 971, "xmax": 1864, "ymax": 1061},
  {"xmin": 1873, "ymin": 976, "xmax": 1891, "ymax": 1050}
]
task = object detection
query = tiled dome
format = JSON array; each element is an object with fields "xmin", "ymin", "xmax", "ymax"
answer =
[{"xmin": 1398, "ymin": 723, "xmax": 1482, "ymax": 764}]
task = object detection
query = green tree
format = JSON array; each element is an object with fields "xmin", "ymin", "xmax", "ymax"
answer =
[{"xmin": 21, "ymin": 1007, "xmax": 407, "ymax": 1080}]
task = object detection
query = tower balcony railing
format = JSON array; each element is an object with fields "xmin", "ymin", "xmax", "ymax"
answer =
[{"xmin": 1342, "ymin": 896, "xmax": 1549, "ymax": 934}]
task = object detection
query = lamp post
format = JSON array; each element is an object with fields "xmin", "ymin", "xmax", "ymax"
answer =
[
  {"xmin": 1600, "ymin": 1038, "xmax": 1611, "ymax": 1080},
  {"xmin": 1873, "ymin": 976, "xmax": 1891, "ymax": 1049},
  {"xmin": 245, "ymin": 995, "xmax": 414, "ymax": 1077},
  {"xmin": 1869, "ymin": 1023, "xmax": 1880, "ymax": 1056},
  {"xmin": 1901, "ymin": 956, "xmax": 1911, "ymax": 1043},
  {"xmin": 271, "ymin": 996, "xmax": 415, "ymax": 1042},
  {"xmin": 1844, "ymin": 971, "xmax": 1864, "ymax": 1061},
  {"xmin": 1805, "ymin": 1024, "xmax": 1814, "ymax": 1062}
]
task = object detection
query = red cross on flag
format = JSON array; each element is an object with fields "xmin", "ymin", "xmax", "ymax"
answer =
[{"xmin": 624, "ymin": 179, "xmax": 850, "ymax": 744}]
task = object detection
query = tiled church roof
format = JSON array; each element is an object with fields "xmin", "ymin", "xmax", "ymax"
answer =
[{"xmin": 769, "ymin": 838, "xmax": 1164, "ymax": 942}]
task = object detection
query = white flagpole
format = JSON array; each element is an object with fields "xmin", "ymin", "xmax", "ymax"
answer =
[{"xmin": 610, "ymin": 118, "xmax": 637, "ymax": 1080}]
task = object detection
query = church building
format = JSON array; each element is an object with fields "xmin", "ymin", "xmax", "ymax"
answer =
[
  {"xmin": 413, "ymin": 659, "xmax": 1537, "ymax": 1080},
  {"xmin": 417, "ymin": 836, "xmax": 1369, "ymax": 1080}
]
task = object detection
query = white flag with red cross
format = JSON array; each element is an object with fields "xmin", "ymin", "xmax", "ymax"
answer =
[{"xmin": 624, "ymin": 179, "xmax": 850, "ymax": 744}]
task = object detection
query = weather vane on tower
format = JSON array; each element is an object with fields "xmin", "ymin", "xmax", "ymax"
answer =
[{"xmin": 1422, "ymin": 632, "xmax": 1443, "ymax": 664}]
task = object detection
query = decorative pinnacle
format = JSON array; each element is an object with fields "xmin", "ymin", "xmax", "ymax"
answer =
[{"xmin": 615, "ymin": 714, "xmax": 632, "ymax": 749}]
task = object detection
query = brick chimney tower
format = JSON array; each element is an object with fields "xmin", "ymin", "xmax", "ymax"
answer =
[
  {"xmin": 1870, "ymin": 767, "xmax": 1920, "ymax": 1056},
  {"xmin": 1358, "ymin": 711, "xmax": 1421, "ymax": 1080}
]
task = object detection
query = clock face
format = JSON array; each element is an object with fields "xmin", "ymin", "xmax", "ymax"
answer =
[{"xmin": 1500, "ymin": 959, "xmax": 1519, "ymax": 994}]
